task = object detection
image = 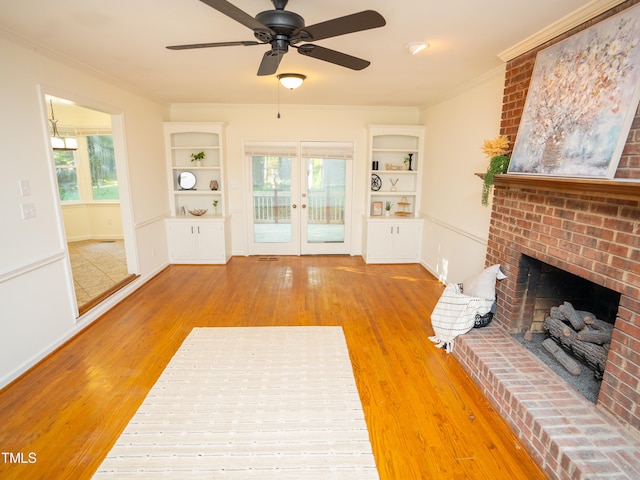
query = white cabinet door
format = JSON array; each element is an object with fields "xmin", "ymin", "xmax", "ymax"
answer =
[
  {"xmin": 168, "ymin": 222, "xmax": 199, "ymax": 261},
  {"xmin": 196, "ymin": 222, "xmax": 226, "ymax": 262},
  {"xmin": 394, "ymin": 222, "xmax": 421, "ymax": 262},
  {"xmin": 367, "ymin": 222, "xmax": 395, "ymax": 261}
]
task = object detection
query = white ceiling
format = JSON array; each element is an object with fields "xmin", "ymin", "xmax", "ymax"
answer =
[{"xmin": 0, "ymin": 0, "xmax": 622, "ymax": 107}]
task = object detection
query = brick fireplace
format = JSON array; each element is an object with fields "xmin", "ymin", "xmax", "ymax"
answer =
[
  {"xmin": 487, "ymin": 176, "xmax": 640, "ymax": 428},
  {"xmin": 452, "ymin": 1, "xmax": 640, "ymax": 478}
]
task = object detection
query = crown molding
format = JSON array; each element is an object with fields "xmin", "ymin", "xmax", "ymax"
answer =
[{"xmin": 498, "ymin": 0, "xmax": 627, "ymax": 61}]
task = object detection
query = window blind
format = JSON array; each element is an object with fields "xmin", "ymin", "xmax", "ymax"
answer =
[
  {"xmin": 300, "ymin": 141, "xmax": 354, "ymax": 160},
  {"xmin": 243, "ymin": 142, "xmax": 298, "ymax": 158}
]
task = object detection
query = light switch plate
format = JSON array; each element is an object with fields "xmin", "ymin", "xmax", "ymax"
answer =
[{"xmin": 19, "ymin": 179, "xmax": 31, "ymax": 196}]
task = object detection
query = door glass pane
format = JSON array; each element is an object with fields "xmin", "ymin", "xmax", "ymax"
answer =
[
  {"xmin": 252, "ymin": 155, "xmax": 292, "ymax": 243},
  {"xmin": 306, "ymin": 157, "xmax": 345, "ymax": 244}
]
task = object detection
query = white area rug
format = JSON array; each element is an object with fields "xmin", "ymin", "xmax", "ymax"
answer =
[{"xmin": 94, "ymin": 327, "xmax": 379, "ymax": 479}]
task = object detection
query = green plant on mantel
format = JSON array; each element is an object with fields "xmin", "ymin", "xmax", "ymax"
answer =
[{"xmin": 481, "ymin": 135, "xmax": 510, "ymax": 206}]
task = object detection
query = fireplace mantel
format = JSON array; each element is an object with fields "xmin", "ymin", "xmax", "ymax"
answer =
[{"xmin": 491, "ymin": 174, "xmax": 640, "ymax": 199}]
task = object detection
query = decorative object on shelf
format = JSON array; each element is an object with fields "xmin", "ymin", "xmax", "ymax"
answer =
[
  {"xmin": 372, "ymin": 161, "xmax": 379, "ymax": 170},
  {"xmin": 188, "ymin": 208, "xmax": 208, "ymax": 216},
  {"xmin": 404, "ymin": 153, "xmax": 413, "ymax": 171},
  {"xmin": 385, "ymin": 163, "xmax": 403, "ymax": 171},
  {"xmin": 371, "ymin": 173, "xmax": 381, "ymax": 191},
  {"xmin": 385, "ymin": 201, "xmax": 393, "ymax": 216},
  {"xmin": 178, "ymin": 171, "xmax": 197, "ymax": 190},
  {"xmin": 390, "ymin": 178, "xmax": 398, "ymax": 192},
  {"xmin": 480, "ymin": 135, "xmax": 510, "ymax": 206},
  {"xmin": 212, "ymin": 199, "xmax": 219, "ymax": 215},
  {"xmin": 508, "ymin": 5, "xmax": 640, "ymax": 178},
  {"xmin": 190, "ymin": 151, "xmax": 205, "ymax": 167},
  {"xmin": 395, "ymin": 196, "xmax": 411, "ymax": 216},
  {"xmin": 372, "ymin": 201, "xmax": 383, "ymax": 216},
  {"xmin": 210, "ymin": 180, "xmax": 219, "ymax": 191}
]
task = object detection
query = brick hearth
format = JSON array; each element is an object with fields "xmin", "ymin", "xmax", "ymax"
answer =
[{"xmin": 454, "ymin": 324, "xmax": 640, "ymax": 479}]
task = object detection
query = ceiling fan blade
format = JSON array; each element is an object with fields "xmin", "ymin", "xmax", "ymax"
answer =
[
  {"xmin": 297, "ymin": 44, "xmax": 370, "ymax": 71},
  {"xmin": 257, "ymin": 51, "xmax": 283, "ymax": 76},
  {"xmin": 167, "ymin": 40, "xmax": 260, "ymax": 50},
  {"xmin": 292, "ymin": 10, "xmax": 385, "ymax": 43},
  {"xmin": 198, "ymin": 0, "xmax": 274, "ymax": 34}
]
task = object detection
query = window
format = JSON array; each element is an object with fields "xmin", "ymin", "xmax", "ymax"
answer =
[
  {"xmin": 87, "ymin": 135, "xmax": 118, "ymax": 200},
  {"xmin": 54, "ymin": 150, "xmax": 79, "ymax": 201},
  {"xmin": 54, "ymin": 134, "xmax": 118, "ymax": 203}
]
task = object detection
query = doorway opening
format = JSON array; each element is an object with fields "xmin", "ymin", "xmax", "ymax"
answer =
[{"xmin": 45, "ymin": 94, "xmax": 136, "ymax": 314}]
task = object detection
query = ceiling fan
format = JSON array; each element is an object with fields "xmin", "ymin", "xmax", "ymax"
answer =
[{"xmin": 167, "ymin": 0, "xmax": 386, "ymax": 76}]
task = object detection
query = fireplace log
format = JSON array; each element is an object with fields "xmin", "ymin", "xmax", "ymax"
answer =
[
  {"xmin": 541, "ymin": 338, "xmax": 582, "ymax": 375},
  {"xmin": 550, "ymin": 306, "xmax": 564, "ymax": 321},
  {"xmin": 543, "ymin": 316, "xmax": 608, "ymax": 374},
  {"xmin": 577, "ymin": 330, "xmax": 612, "ymax": 345},
  {"xmin": 581, "ymin": 315, "xmax": 614, "ymax": 333},
  {"xmin": 560, "ymin": 301, "xmax": 586, "ymax": 331}
]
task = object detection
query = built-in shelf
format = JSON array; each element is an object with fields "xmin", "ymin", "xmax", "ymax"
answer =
[{"xmin": 476, "ymin": 173, "xmax": 640, "ymax": 200}]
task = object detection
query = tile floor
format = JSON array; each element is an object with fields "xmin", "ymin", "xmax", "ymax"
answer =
[{"xmin": 68, "ymin": 240, "xmax": 129, "ymax": 308}]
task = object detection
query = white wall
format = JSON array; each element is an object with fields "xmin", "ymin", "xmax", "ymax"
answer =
[
  {"xmin": 61, "ymin": 204, "xmax": 123, "ymax": 241},
  {"xmin": 419, "ymin": 67, "xmax": 506, "ymax": 284},
  {"xmin": 169, "ymin": 104, "xmax": 421, "ymax": 256},
  {"xmin": 0, "ymin": 35, "xmax": 170, "ymax": 387}
]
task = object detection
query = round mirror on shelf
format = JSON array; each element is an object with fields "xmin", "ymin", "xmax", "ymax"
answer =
[{"xmin": 178, "ymin": 171, "xmax": 196, "ymax": 190}]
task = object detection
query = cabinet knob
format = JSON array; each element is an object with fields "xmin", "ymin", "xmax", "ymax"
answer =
[
  {"xmin": 301, "ymin": 204, "xmax": 307, "ymax": 209},
  {"xmin": 292, "ymin": 204, "xmax": 297, "ymax": 209}
]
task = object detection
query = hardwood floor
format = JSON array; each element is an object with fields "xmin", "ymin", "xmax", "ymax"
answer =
[{"xmin": 0, "ymin": 257, "xmax": 549, "ymax": 479}]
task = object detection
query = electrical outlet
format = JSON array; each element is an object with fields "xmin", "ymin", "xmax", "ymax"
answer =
[{"xmin": 21, "ymin": 203, "xmax": 36, "ymax": 219}]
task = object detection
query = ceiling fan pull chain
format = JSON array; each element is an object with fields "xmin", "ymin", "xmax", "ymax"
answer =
[{"xmin": 277, "ymin": 70, "xmax": 281, "ymax": 119}]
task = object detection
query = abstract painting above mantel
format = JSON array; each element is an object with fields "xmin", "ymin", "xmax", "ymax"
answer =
[{"xmin": 509, "ymin": 4, "xmax": 640, "ymax": 179}]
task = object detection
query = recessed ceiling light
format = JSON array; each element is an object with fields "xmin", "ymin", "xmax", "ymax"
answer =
[{"xmin": 406, "ymin": 42, "xmax": 430, "ymax": 55}]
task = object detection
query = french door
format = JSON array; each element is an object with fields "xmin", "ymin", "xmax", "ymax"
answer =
[{"xmin": 247, "ymin": 142, "xmax": 352, "ymax": 255}]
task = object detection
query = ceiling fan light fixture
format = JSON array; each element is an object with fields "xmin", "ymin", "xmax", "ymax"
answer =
[
  {"xmin": 406, "ymin": 42, "xmax": 429, "ymax": 55},
  {"xmin": 277, "ymin": 73, "xmax": 306, "ymax": 89}
]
